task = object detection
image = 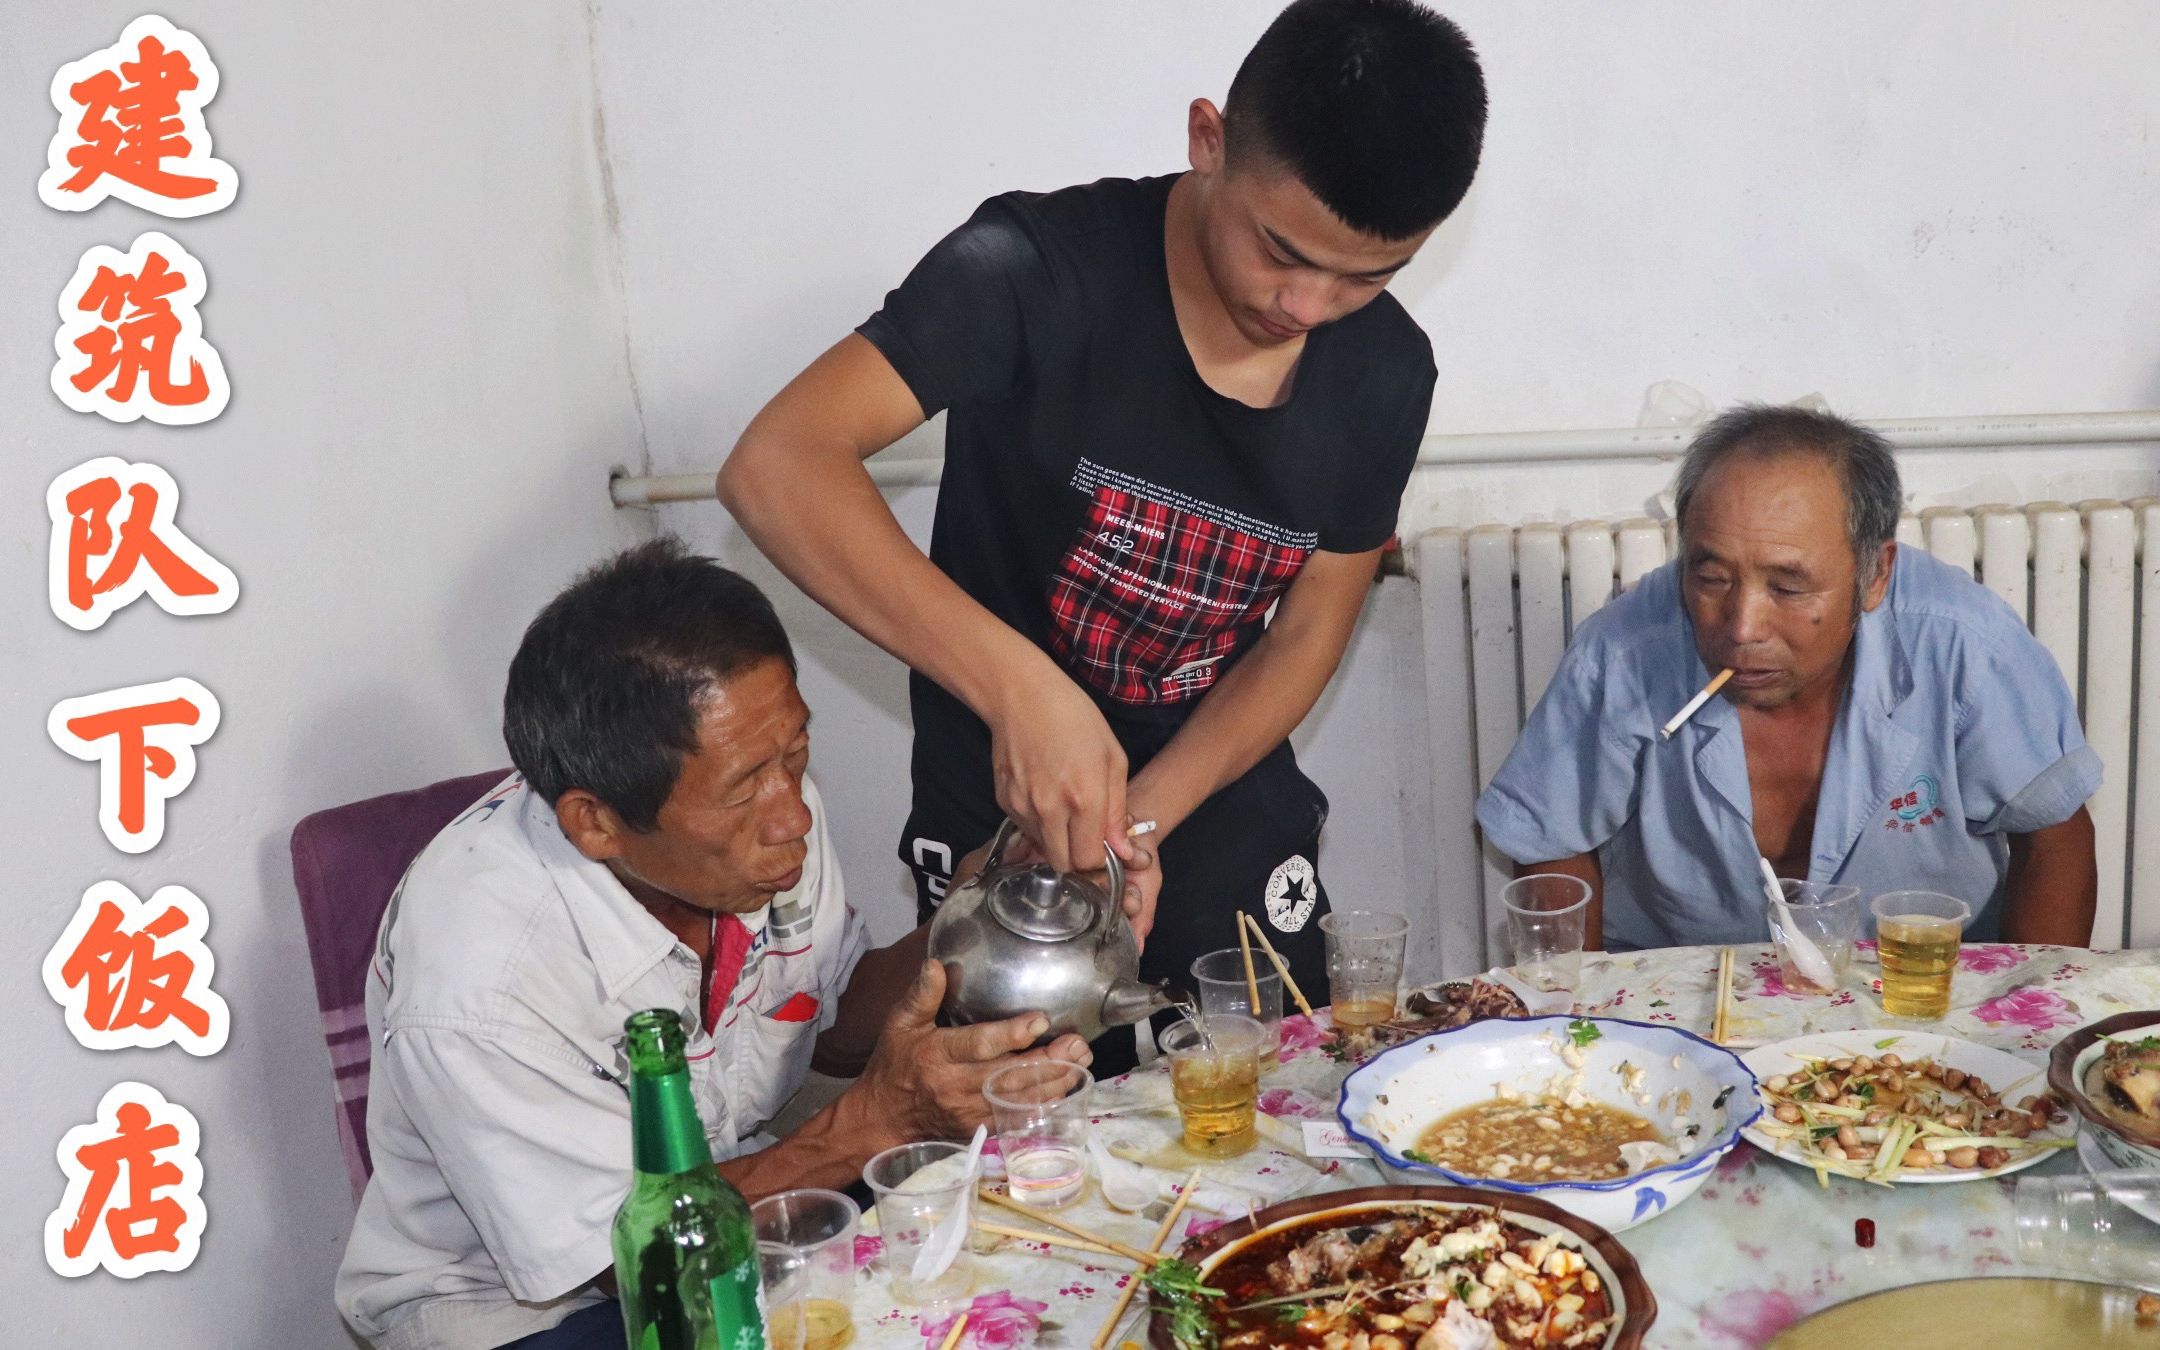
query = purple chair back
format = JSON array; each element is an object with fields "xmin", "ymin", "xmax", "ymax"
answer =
[{"xmin": 289, "ymin": 770, "xmax": 512, "ymax": 1200}]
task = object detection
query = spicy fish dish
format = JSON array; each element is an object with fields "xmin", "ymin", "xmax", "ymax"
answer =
[{"xmin": 1150, "ymin": 1191, "xmax": 1650, "ymax": 1350}]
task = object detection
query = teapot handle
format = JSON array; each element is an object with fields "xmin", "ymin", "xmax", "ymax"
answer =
[
  {"xmin": 986, "ymin": 818, "xmax": 1126, "ymax": 919},
  {"xmin": 982, "ymin": 817, "xmax": 1024, "ymax": 873}
]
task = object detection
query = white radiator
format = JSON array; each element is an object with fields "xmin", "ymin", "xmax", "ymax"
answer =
[{"xmin": 1415, "ymin": 501, "xmax": 2159, "ymax": 970}]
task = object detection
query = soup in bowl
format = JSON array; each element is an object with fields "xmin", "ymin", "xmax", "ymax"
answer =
[{"xmin": 1337, "ymin": 1015, "xmax": 1759, "ymax": 1232}]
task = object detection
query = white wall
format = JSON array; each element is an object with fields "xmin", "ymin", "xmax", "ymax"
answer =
[
  {"xmin": 3, "ymin": 3, "xmax": 648, "ymax": 1343},
  {"xmin": 592, "ymin": 1, "xmax": 2160, "ymax": 963}
]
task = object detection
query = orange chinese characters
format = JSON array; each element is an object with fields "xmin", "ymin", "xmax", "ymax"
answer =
[
  {"xmin": 46, "ymin": 1082, "xmax": 205, "ymax": 1278},
  {"xmin": 38, "ymin": 14, "xmax": 236, "ymax": 217},
  {"xmin": 42, "ymin": 882, "xmax": 229, "ymax": 1057},
  {"xmin": 48, "ymin": 678, "xmax": 221, "ymax": 855},
  {"xmin": 53, "ymin": 231, "xmax": 229, "ymax": 425},
  {"xmin": 47, "ymin": 457, "xmax": 239, "ymax": 632}
]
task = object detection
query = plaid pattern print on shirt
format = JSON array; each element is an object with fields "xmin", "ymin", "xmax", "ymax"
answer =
[{"xmin": 1047, "ymin": 460, "xmax": 1314, "ymax": 706}]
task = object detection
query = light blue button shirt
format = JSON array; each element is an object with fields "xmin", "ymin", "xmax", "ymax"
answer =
[{"xmin": 1476, "ymin": 548, "xmax": 2101, "ymax": 951}]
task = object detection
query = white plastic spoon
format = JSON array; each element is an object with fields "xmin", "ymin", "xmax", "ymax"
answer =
[
  {"xmin": 911, "ymin": 1124, "xmax": 987, "ymax": 1286},
  {"xmin": 1760, "ymin": 857, "xmax": 1837, "ymax": 990},
  {"xmin": 1088, "ymin": 1136, "xmax": 1156, "ymax": 1213}
]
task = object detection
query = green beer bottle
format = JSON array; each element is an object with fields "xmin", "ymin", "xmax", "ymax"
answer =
[{"xmin": 613, "ymin": 1008, "xmax": 768, "ymax": 1350}]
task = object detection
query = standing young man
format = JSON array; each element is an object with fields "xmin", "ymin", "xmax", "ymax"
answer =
[{"xmin": 720, "ymin": 0, "xmax": 1485, "ymax": 1067}]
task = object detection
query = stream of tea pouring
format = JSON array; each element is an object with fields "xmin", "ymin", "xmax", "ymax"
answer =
[{"xmin": 1164, "ymin": 990, "xmax": 1215, "ymax": 1053}]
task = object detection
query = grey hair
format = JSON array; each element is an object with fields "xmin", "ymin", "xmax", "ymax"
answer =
[{"xmin": 1672, "ymin": 404, "xmax": 1904, "ymax": 596}]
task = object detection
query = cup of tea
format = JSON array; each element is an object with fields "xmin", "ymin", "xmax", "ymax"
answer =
[
  {"xmin": 1159, "ymin": 1013, "xmax": 1264, "ymax": 1158},
  {"xmin": 1320, "ymin": 911, "xmax": 1409, "ymax": 1028},
  {"xmin": 752, "ymin": 1188, "xmax": 860, "ymax": 1350},
  {"xmin": 1871, "ymin": 890, "xmax": 1971, "ymax": 1020}
]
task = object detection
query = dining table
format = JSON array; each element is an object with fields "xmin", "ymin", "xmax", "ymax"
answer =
[{"xmin": 846, "ymin": 941, "xmax": 2160, "ymax": 1350}]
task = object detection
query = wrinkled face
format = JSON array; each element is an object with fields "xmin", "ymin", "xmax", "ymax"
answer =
[
  {"xmin": 608, "ymin": 657, "xmax": 814, "ymax": 916},
  {"xmin": 1188, "ymin": 104, "xmax": 1434, "ymax": 346},
  {"xmin": 1680, "ymin": 453, "xmax": 1893, "ymax": 711}
]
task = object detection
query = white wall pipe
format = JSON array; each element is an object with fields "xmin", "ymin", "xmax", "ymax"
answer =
[{"xmin": 609, "ymin": 409, "xmax": 2160, "ymax": 507}]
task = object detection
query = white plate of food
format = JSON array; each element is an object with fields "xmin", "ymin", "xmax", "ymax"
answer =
[{"xmin": 1740, "ymin": 1030, "xmax": 2074, "ymax": 1184}]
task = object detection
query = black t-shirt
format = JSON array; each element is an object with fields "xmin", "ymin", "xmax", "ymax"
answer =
[{"xmin": 858, "ymin": 172, "xmax": 1435, "ymax": 756}]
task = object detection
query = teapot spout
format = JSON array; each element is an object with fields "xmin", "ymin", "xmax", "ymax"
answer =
[{"xmin": 1100, "ymin": 979, "xmax": 1180, "ymax": 1029}]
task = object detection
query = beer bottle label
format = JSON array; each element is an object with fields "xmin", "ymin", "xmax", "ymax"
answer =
[{"xmin": 708, "ymin": 1257, "xmax": 767, "ymax": 1350}]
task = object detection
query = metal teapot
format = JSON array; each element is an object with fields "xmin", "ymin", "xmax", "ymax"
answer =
[{"xmin": 927, "ymin": 818, "xmax": 1178, "ymax": 1043}]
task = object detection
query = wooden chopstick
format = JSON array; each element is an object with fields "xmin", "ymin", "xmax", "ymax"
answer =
[
  {"xmin": 973, "ymin": 1219, "xmax": 1147, "ymax": 1263},
  {"xmin": 937, "ymin": 1314, "xmax": 970, "ymax": 1350},
  {"xmin": 1237, "ymin": 915, "xmax": 1262, "ymax": 1016},
  {"xmin": 977, "ymin": 1187, "xmax": 1161, "ymax": 1266},
  {"xmin": 1239, "ymin": 912, "xmax": 1316, "ymax": 1019},
  {"xmin": 1712, "ymin": 946, "xmax": 1735, "ymax": 1046},
  {"xmin": 1091, "ymin": 1167, "xmax": 1204, "ymax": 1350}
]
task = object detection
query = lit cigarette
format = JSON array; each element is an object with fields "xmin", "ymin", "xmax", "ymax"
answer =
[
  {"xmin": 1125, "ymin": 820, "xmax": 1158, "ymax": 838},
  {"xmin": 1659, "ymin": 668, "xmax": 1734, "ymax": 739}
]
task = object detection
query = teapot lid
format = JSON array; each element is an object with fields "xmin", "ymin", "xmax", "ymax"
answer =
[{"xmin": 985, "ymin": 867, "xmax": 1097, "ymax": 943}]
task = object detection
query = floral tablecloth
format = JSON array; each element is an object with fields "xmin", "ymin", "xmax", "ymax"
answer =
[{"xmin": 848, "ymin": 943, "xmax": 2160, "ymax": 1350}]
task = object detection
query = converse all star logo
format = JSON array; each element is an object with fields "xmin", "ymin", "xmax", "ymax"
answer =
[{"xmin": 1263, "ymin": 854, "xmax": 1318, "ymax": 932}]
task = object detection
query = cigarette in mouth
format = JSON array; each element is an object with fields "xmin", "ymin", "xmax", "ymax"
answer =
[
  {"xmin": 1659, "ymin": 668, "xmax": 1735, "ymax": 739},
  {"xmin": 1125, "ymin": 819, "xmax": 1158, "ymax": 838}
]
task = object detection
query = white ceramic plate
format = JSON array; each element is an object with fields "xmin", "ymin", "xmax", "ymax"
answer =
[{"xmin": 1740, "ymin": 1030, "xmax": 2070, "ymax": 1184}]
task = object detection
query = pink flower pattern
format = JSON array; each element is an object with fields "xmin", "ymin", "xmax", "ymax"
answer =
[
  {"xmin": 1256, "ymin": 1087, "xmax": 1328, "ymax": 1119},
  {"xmin": 919, "ymin": 1292, "xmax": 1050, "ymax": 1350},
  {"xmin": 1275, "ymin": 1013, "xmax": 1330, "ymax": 1060},
  {"xmin": 852, "ymin": 1235, "xmax": 882, "ymax": 1270},
  {"xmin": 1958, "ymin": 944, "xmax": 2029, "ymax": 974},
  {"xmin": 1697, "ymin": 1288, "xmax": 1807, "ymax": 1345},
  {"xmin": 1972, "ymin": 986, "xmax": 2080, "ymax": 1030}
]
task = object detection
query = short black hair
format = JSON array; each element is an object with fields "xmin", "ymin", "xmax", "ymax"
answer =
[
  {"xmin": 1674, "ymin": 404, "xmax": 1905, "ymax": 596},
  {"xmin": 1224, "ymin": 0, "xmax": 1487, "ymax": 241},
  {"xmin": 503, "ymin": 537, "xmax": 795, "ymax": 831}
]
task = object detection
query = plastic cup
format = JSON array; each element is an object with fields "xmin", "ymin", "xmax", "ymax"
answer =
[
  {"xmin": 982, "ymin": 1060, "xmax": 1092, "ymax": 1210},
  {"xmin": 1500, "ymin": 876, "xmax": 1591, "ymax": 1009},
  {"xmin": 753, "ymin": 1189, "xmax": 860, "ymax": 1350},
  {"xmin": 1320, "ymin": 911, "xmax": 1409, "ymax": 1029},
  {"xmin": 2014, "ymin": 1171, "xmax": 2160, "ymax": 1290},
  {"xmin": 1768, "ymin": 880, "xmax": 1863, "ymax": 994},
  {"xmin": 1160, "ymin": 1014, "xmax": 1264, "ymax": 1158},
  {"xmin": 1191, "ymin": 948, "xmax": 1284, "ymax": 1064},
  {"xmin": 862, "ymin": 1141, "xmax": 976, "ymax": 1311},
  {"xmin": 1872, "ymin": 890, "xmax": 1971, "ymax": 1019}
]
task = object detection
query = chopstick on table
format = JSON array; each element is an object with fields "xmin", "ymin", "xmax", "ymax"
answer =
[
  {"xmin": 977, "ymin": 1187, "xmax": 1162, "ymax": 1267},
  {"xmin": 1660, "ymin": 667, "xmax": 1734, "ymax": 739},
  {"xmin": 1092, "ymin": 1167, "xmax": 1204, "ymax": 1350},
  {"xmin": 937, "ymin": 1315, "xmax": 970, "ymax": 1350},
  {"xmin": 973, "ymin": 1219, "xmax": 1150, "ymax": 1263},
  {"xmin": 1238, "ymin": 912, "xmax": 1316, "ymax": 1018},
  {"xmin": 1711, "ymin": 946, "xmax": 1735, "ymax": 1045}
]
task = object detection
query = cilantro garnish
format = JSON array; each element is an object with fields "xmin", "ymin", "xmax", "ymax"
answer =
[
  {"xmin": 1455, "ymin": 1278, "xmax": 1475, "ymax": 1301},
  {"xmin": 1143, "ymin": 1258, "xmax": 1225, "ymax": 1350},
  {"xmin": 1402, "ymin": 1147, "xmax": 1435, "ymax": 1165},
  {"xmin": 1276, "ymin": 1304, "xmax": 1309, "ymax": 1325},
  {"xmin": 1567, "ymin": 1019, "xmax": 1603, "ymax": 1048}
]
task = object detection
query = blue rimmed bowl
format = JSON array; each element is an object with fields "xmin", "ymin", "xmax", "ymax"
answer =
[{"xmin": 1336, "ymin": 1015, "xmax": 1760, "ymax": 1231}]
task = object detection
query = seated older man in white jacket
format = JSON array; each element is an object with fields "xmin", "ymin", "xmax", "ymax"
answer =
[{"xmin": 337, "ymin": 539, "xmax": 1091, "ymax": 1350}]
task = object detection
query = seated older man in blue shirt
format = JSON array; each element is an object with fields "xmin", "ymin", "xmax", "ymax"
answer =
[{"xmin": 1477, "ymin": 405, "xmax": 2100, "ymax": 951}]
